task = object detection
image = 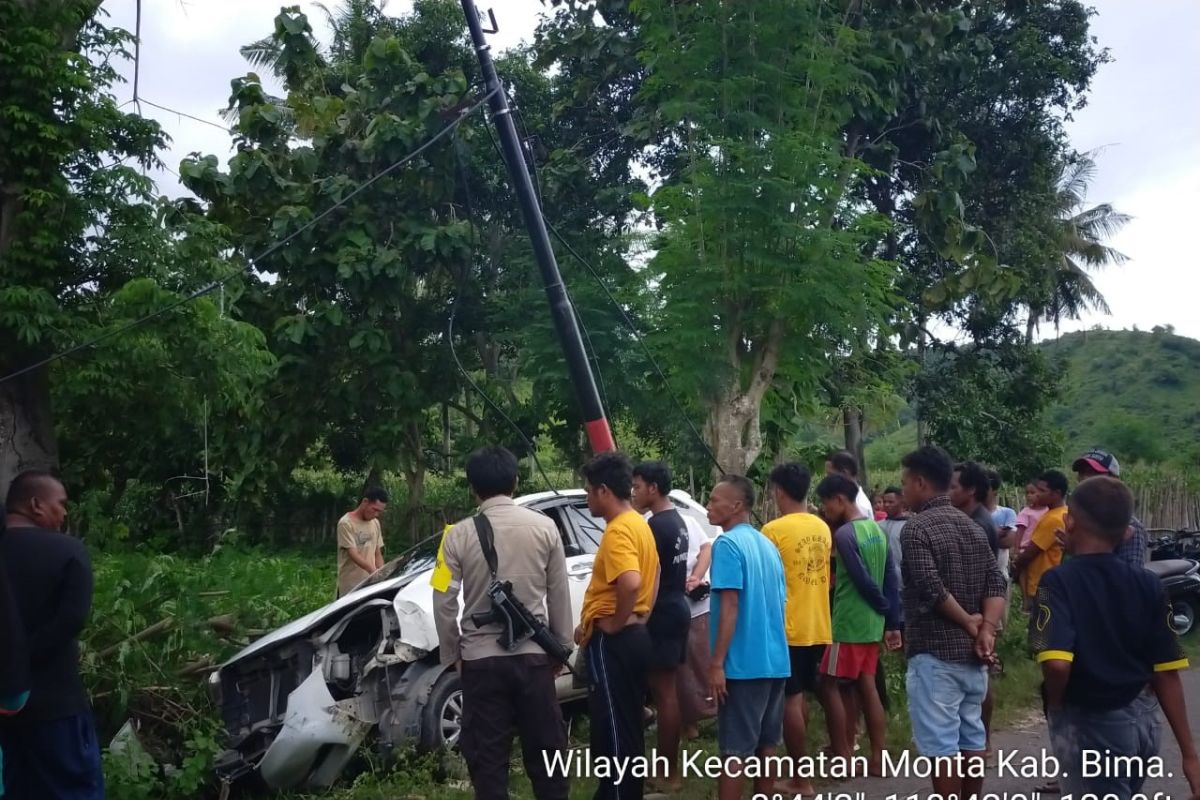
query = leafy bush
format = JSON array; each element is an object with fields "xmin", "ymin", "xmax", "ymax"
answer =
[{"xmin": 85, "ymin": 549, "xmax": 334, "ymax": 798}]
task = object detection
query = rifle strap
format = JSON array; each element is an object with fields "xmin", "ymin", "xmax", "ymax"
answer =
[{"xmin": 474, "ymin": 513, "xmax": 498, "ymax": 579}]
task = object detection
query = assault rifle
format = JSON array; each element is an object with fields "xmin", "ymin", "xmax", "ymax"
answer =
[{"xmin": 469, "ymin": 513, "xmax": 580, "ymax": 679}]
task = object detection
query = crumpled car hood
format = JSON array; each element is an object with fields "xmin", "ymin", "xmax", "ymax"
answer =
[{"xmin": 223, "ymin": 571, "xmax": 426, "ymax": 666}]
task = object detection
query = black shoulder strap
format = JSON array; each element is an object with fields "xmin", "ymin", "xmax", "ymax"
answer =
[{"xmin": 474, "ymin": 513, "xmax": 498, "ymax": 578}]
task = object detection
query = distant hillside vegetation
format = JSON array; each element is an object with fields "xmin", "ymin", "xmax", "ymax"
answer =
[
  {"xmin": 1043, "ymin": 327, "xmax": 1200, "ymax": 464},
  {"xmin": 864, "ymin": 328, "xmax": 1200, "ymax": 470}
]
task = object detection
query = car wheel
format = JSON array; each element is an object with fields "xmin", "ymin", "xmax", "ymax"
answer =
[
  {"xmin": 420, "ymin": 670, "xmax": 464, "ymax": 751},
  {"xmin": 1171, "ymin": 598, "xmax": 1196, "ymax": 637}
]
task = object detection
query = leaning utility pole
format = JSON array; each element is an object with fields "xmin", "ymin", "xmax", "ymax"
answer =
[{"xmin": 458, "ymin": 2, "xmax": 616, "ymax": 456}]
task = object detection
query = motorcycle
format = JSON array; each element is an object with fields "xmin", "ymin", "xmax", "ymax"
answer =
[{"xmin": 1147, "ymin": 529, "xmax": 1200, "ymax": 636}]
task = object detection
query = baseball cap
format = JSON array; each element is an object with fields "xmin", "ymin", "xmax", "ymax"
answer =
[{"xmin": 1072, "ymin": 448, "xmax": 1121, "ymax": 478}]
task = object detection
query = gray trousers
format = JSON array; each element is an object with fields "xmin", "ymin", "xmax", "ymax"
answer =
[{"xmin": 1048, "ymin": 689, "xmax": 1161, "ymax": 800}]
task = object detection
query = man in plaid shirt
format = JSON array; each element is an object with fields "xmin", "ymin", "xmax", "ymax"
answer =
[{"xmin": 900, "ymin": 446, "xmax": 1008, "ymax": 800}]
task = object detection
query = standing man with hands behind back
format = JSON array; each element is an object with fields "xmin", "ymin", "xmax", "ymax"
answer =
[
  {"xmin": 336, "ymin": 487, "xmax": 388, "ymax": 598},
  {"xmin": 899, "ymin": 447, "xmax": 1007, "ymax": 800},
  {"xmin": 576, "ymin": 453, "xmax": 659, "ymax": 800},
  {"xmin": 433, "ymin": 447, "xmax": 572, "ymax": 800}
]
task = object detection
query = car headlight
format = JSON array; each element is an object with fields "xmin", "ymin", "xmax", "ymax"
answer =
[{"xmin": 207, "ymin": 670, "xmax": 222, "ymax": 707}]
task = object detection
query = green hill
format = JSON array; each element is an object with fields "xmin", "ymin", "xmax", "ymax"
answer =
[
  {"xmin": 1042, "ymin": 327, "xmax": 1200, "ymax": 464},
  {"xmin": 864, "ymin": 327, "xmax": 1200, "ymax": 470}
]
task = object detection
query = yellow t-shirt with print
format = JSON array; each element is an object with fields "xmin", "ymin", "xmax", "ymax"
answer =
[
  {"xmin": 762, "ymin": 513, "xmax": 833, "ymax": 646},
  {"xmin": 1023, "ymin": 505, "xmax": 1067, "ymax": 598},
  {"xmin": 579, "ymin": 509, "xmax": 659, "ymax": 640}
]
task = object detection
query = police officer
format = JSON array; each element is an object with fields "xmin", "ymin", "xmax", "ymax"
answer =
[{"xmin": 432, "ymin": 447, "xmax": 572, "ymax": 800}]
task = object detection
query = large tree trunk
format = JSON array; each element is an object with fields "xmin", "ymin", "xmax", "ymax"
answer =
[
  {"xmin": 0, "ymin": 0, "xmax": 99, "ymax": 491},
  {"xmin": 0, "ymin": 366, "xmax": 58, "ymax": 490},
  {"xmin": 704, "ymin": 320, "xmax": 784, "ymax": 477},
  {"xmin": 403, "ymin": 464, "xmax": 426, "ymax": 544},
  {"xmin": 706, "ymin": 388, "xmax": 763, "ymax": 478},
  {"xmin": 843, "ymin": 406, "xmax": 867, "ymax": 490}
]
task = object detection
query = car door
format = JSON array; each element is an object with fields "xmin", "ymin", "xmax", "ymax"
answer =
[{"xmin": 530, "ymin": 497, "xmax": 605, "ymax": 698}]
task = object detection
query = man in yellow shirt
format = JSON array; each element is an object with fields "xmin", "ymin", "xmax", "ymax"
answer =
[
  {"xmin": 762, "ymin": 463, "xmax": 832, "ymax": 796},
  {"xmin": 575, "ymin": 452, "xmax": 659, "ymax": 800},
  {"xmin": 1013, "ymin": 470, "xmax": 1069, "ymax": 607}
]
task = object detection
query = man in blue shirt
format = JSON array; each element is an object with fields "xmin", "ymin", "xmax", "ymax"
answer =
[{"xmin": 707, "ymin": 476, "xmax": 789, "ymax": 800}]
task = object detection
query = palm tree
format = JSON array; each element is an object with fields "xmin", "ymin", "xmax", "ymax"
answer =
[
  {"xmin": 1025, "ymin": 152, "xmax": 1130, "ymax": 342},
  {"xmin": 224, "ymin": 1, "xmax": 391, "ymax": 125}
]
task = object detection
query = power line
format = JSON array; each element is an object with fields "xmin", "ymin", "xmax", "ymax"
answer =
[
  {"xmin": 138, "ymin": 98, "xmax": 231, "ymax": 133},
  {"xmin": 0, "ymin": 87, "xmax": 499, "ymax": 387},
  {"xmin": 132, "ymin": 0, "xmax": 142, "ymax": 111},
  {"xmin": 480, "ymin": 117, "xmax": 614, "ymax": 430},
  {"xmin": 487, "ymin": 87, "xmax": 725, "ymax": 476},
  {"xmin": 543, "ymin": 217, "xmax": 728, "ymax": 478},
  {"xmin": 448, "ymin": 132, "xmax": 560, "ymax": 495}
]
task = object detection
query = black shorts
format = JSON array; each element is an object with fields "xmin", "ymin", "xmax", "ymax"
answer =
[
  {"xmin": 785, "ymin": 644, "xmax": 825, "ymax": 696},
  {"xmin": 648, "ymin": 594, "xmax": 690, "ymax": 670}
]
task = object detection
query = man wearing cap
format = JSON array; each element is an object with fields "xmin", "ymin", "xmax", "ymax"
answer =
[{"xmin": 1072, "ymin": 449, "xmax": 1147, "ymax": 568}]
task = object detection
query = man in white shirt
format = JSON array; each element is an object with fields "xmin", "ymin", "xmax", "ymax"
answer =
[
  {"xmin": 826, "ymin": 450, "xmax": 873, "ymax": 520},
  {"xmin": 678, "ymin": 511, "xmax": 717, "ymax": 739}
]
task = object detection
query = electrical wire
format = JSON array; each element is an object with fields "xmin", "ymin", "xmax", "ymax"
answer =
[
  {"xmin": 448, "ymin": 132, "xmax": 560, "ymax": 495},
  {"xmin": 543, "ymin": 218, "xmax": 727, "ymax": 478},
  {"xmin": 132, "ymin": 0, "xmax": 142, "ymax": 114},
  {"xmin": 0, "ymin": 87, "xmax": 499, "ymax": 387},
  {"xmin": 495, "ymin": 89, "xmax": 724, "ymax": 476},
  {"xmin": 513, "ymin": 107, "xmax": 613, "ymax": 418},
  {"xmin": 138, "ymin": 98, "xmax": 232, "ymax": 133},
  {"xmin": 481, "ymin": 117, "xmax": 613, "ymax": 426}
]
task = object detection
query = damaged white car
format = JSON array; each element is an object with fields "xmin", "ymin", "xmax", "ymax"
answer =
[{"xmin": 209, "ymin": 489, "xmax": 716, "ymax": 791}]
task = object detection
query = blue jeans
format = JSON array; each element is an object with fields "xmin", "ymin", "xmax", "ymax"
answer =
[
  {"xmin": 1048, "ymin": 689, "xmax": 1161, "ymax": 800},
  {"xmin": 906, "ymin": 653, "xmax": 987, "ymax": 756}
]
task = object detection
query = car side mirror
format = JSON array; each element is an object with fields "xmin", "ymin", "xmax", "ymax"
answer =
[{"xmin": 564, "ymin": 543, "xmax": 585, "ymax": 557}]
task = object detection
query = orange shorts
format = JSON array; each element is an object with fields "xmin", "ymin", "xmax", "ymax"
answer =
[{"xmin": 820, "ymin": 642, "xmax": 880, "ymax": 679}]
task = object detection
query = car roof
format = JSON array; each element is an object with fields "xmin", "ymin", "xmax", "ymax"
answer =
[
  {"xmin": 514, "ymin": 487, "xmax": 704, "ymax": 507},
  {"xmin": 513, "ymin": 488, "xmax": 585, "ymax": 505}
]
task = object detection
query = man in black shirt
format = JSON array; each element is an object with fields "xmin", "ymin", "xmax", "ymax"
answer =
[
  {"xmin": 1031, "ymin": 476, "xmax": 1200, "ymax": 800},
  {"xmin": 949, "ymin": 462, "xmax": 999, "ymax": 557},
  {"xmin": 632, "ymin": 461, "xmax": 688, "ymax": 793},
  {"xmin": 0, "ymin": 471, "xmax": 103, "ymax": 800}
]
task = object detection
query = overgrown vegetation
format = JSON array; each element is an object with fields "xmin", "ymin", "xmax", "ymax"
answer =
[
  {"xmin": 88, "ymin": 551, "xmax": 331, "ymax": 799},
  {"xmin": 3, "ymin": 0, "xmax": 1125, "ymax": 537},
  {"xmin": 1045, "ymin": 327, "xmax": 1200, "ymax": 465},
  {"xmin": 90, "ymin": 546, "xmax": 1055, "ymax": 800},
  {"xmin": 3, "ymin": 1, "xmax": 1194, "ymax": 797}
]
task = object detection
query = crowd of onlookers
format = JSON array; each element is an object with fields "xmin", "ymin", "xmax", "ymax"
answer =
[
  {"xmin": 432, "ymin": 444, "xmax": 1200, "ymax": 800},
  {"xmin": 1, "ymin": 440, "xmax": 1197, "ymax": 800}
]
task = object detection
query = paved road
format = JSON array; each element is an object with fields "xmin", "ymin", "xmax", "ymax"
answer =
[{"xmin": 832, "ymin": 668, "xmax": 1200, "ymax": 800}]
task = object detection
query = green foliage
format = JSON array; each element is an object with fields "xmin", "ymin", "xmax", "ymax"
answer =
[
  {"xmin": 180, "ymin": 4, "xmax": 484, "ymax": 493},
  {"xmin": 915, "ymin": 341, "xmax": 1065, "ymax": 482},
  {"xmin": 0, "ymin": 1, "xmax": 276, "ymax": 531},
  {"xmin": 868, "ymin": 329, "xmax": 1200, "ymax": 477},
  {"xmin": 1045, "ymin": 328, "xmax": 1200, "ymax": 465},
  {"xmin": 85, "ymin": 548, "xmax": 334, "ymax": 797},
  {"xmin": 632, "ymin": 0, "xmax": 895, "ymax": 471}
]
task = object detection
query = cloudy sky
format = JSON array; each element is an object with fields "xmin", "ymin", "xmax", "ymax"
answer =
[{"xmin": 100, "ymin": 0, "xmax": 1200, "ymax": 340}]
